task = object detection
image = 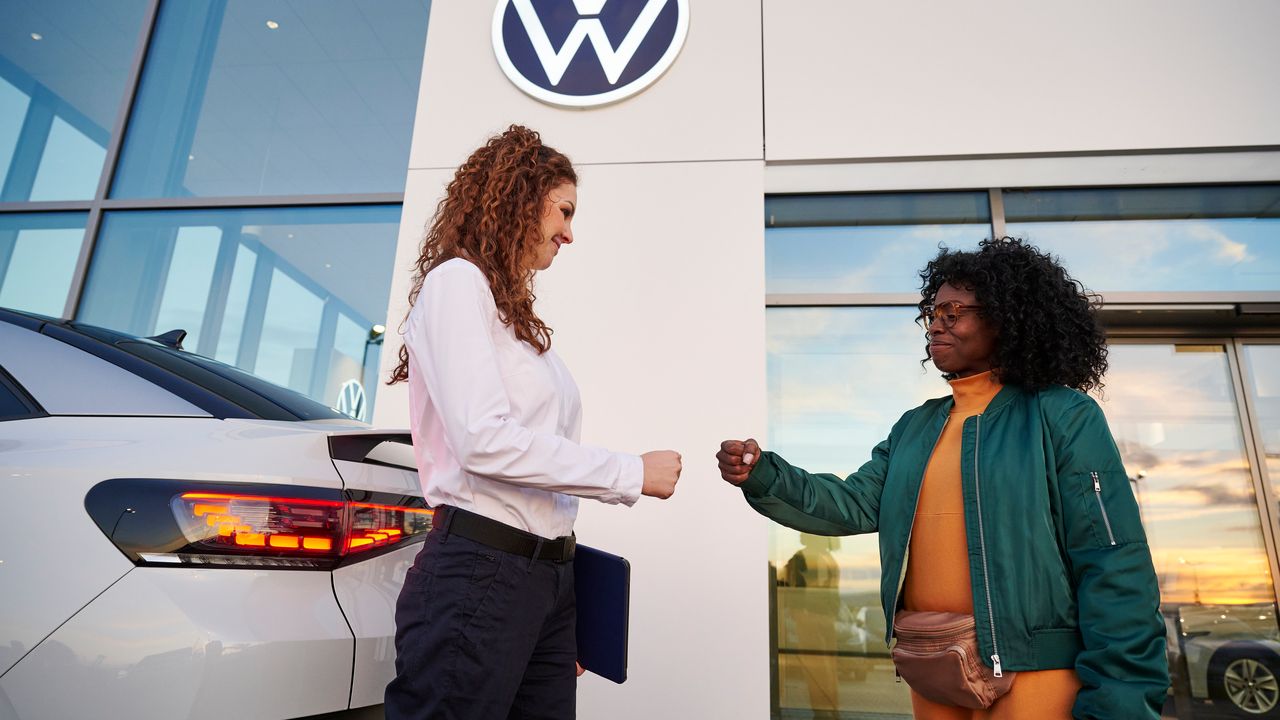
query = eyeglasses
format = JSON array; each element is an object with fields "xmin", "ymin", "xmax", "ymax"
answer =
[{"xmin": 922, "ymin": 301, "xmax": 984, "ymax": 328}]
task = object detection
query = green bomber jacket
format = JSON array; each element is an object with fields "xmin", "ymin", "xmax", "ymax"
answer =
[{"xmin": 741, "ymin": 384, "xmax": 1168, "ymax": 720}]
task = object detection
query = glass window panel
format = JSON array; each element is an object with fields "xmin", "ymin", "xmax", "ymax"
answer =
[
  {"xmin": 214, "ymin": 243, "xmax": 256, "ymax": 364},
  {"xmin": 1004, "ymin": 185, "xmax": 1280, "ymax": 293},
  {"xmin": 766, "ymin": 310, "xmax": 1280, "ymax": 719},
  {"xmin": 77, "ymin": 205, "xmax": 399, "ymax": 417},
  {"xmin": 0, "ymin": 0, "xmax": 149, "ymax": 201},
  {"xmin": 111, "ymin": 0, "xmax": 431, "ymax": 199},
  {"xmin": 0, "ymin": 77, "xmax": 29, "ymax": 178},
  {"xmin": 768, "ymin": 306, "xmax": 948, "ymax": 719},
  {"xmin": 29, "ymin": 116, "xmax": 104, "ymax": 200},
  {"xmin": 1099, "ymin": 343, "xmax": 1279, "ymax": 717},
  {"xmin": 0, "ymin": 378, "xmax": 35, "ymax": 420},
  {"xmin": 1243, "ymin": 344, "xmax": 1280, "ymax": 510},
  {"xmin": 153, "ymin": 227, "xmax": 221, "ymax": 353},
  {"xmin": 0, "ymin": 212, "xmax": 86, "ymax": 316},
  {"xmin": 256, "ymin": 267, "xmax": 323, "ymax": 393},
  {"xmin": 765, "ymin": 192, "xmax": 992, "ymax": 294},
  {"xmin": 330, "ymin": 311, "xmax": 370, "ymax": 421}
]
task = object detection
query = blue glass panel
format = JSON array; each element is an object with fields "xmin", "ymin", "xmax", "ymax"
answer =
[
  {"xmin": 767, "ymin": 224, "xmax": 993, "ymax": 294},
  {"xmin": 767, "ymin": 306, "xmax": 942, "ymax": 718},
  {"xmin": 0, "ymin": 212, "xmax": 86, "ymax": 316},
  {"xmin": 765, "ymin": 192, "xmax": 992, "ymax": 294},
  {"xmin": 78, "ymin": 205, "xmax": 400, "ymax": 418},
  {"xmin": 112, "ymin": 0, "xmax": 430, "ymax": 198},
  {"xmin": 1004, "ymin": 185, "xmax": 1280, "ymax": 293},
  {"xmin": 0, "ymin": 0, "xmax": 149, "ymax": 201}
]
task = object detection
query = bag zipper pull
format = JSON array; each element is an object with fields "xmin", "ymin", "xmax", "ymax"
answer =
[{"xmin": 991, "ymin": 654, "xmax": 1003, "ymax": 678}]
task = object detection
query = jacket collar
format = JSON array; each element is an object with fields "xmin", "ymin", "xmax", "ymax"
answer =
[{"xmin": 929, "ymin": 382, "xmax": 1023, "ymax": 421}]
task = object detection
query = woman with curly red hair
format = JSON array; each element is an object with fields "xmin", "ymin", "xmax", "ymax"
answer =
[{"xmin": 384, "ymin": 125, "xmax": 682, "ymax": 719}]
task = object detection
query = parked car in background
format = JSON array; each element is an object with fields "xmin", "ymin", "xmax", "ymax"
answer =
[
  {"xmin": 1168, "ymin": 602, "xmax": 1280, "ymax": 718},
  {"xmin": 0, "ymin": 307, "xmax": 424, "ymax": 720}
]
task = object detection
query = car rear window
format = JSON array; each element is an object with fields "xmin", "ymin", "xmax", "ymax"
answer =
[{"xmin": 67, "ymin": 324, "xmax": 350, "ymax": 422}]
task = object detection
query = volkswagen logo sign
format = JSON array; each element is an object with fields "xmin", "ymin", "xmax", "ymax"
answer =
[
  {"xmin": 335, "ymin": 379, "xmax": 367, "ymax": 422},
  {"xmin": 493, "ymin": 0, "xmax": 689, "ymax": 107}
]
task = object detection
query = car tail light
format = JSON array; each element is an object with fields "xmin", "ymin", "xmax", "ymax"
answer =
[{"xmin": 86, "ymin": 479, "xmax": 432, "ymax": 569}]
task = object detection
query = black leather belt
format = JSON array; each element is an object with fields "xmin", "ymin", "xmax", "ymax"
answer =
[{"xmin": 438, "ymin": 505, "xmax": 576, "ymax": 562}]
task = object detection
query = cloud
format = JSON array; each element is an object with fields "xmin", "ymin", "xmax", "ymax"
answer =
[{"xmin": 1185, "ymin": 221, "xmax": 1253, "ymax": 264}]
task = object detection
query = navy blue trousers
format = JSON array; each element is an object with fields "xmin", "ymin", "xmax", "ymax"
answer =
[{"xmin": 384, "ymin": 517, "xmax": 577, "ymax": 720}]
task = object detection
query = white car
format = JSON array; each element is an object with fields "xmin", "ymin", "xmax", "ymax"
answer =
[
  {"xmin": 0, "ymin": 307, "xmax": 426, "ymax": 720},
  {"xmin": 1171, "ymin": 603, "xmax": 1280, "ymax": 718}
]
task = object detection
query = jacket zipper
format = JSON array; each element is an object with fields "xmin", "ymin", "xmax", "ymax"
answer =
[
  {"xmin": 973, "ymin": 413, "xmax": 1004, "ymax": 677},
  {"xmin": 888, "ymin": 416, "xmax": 949, "ymax": 647},
  {"xmin": 1092, "ymin": 471, "xmax": 1117, "ymax": 546}
]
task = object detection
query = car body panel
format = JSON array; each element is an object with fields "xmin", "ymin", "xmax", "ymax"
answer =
[
  {"xmin": 0, "ymin": 417, "xmax": 137, "ymax": 677},
  {"xmin": 0, "ymin": 312, "xmax": 426, "ymax": 716},
  {"xmin": 0, "ymin": 416, "xmax": 349, "ymax": 679},
  {"xmin": 332, "ymin": 445, "xmax": 420, "ymax": 497},
  {"xmin": 329, "ymin": 438, "xmax": 420, "ymax": 708},
  {"xmin": 333, "ymin": 542, "xmax": 419, "ymax": 708},
  {"xmin": 0, "ymin": 567, "xmax": 353, "ymax": 720}
]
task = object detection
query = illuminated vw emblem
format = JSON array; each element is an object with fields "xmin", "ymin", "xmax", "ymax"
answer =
[
  {"xmin": 335, "ymin": 379, "xmax": 367, "ymax": 422},
  {"xmin": 492, "ymin": 0, "xmax": 689, "ymax": 107}
]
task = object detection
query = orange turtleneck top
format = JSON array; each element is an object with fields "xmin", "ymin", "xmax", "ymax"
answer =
[{"xmin": 902, "ymin": 371, "xmax": 1080, "ymax": 720}]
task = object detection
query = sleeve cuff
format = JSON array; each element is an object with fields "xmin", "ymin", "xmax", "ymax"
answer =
[
  {"xmin": 616, "ymin": 453, "xmax": 644, "ymax": 506},
  {"xmin": 738, "ymin": 452, "xmax": 779, "ymax": 498}
]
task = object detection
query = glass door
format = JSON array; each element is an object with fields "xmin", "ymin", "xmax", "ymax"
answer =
[{"xmin": 1101, "ymin": 341, "xmax": 1280, "ymax": 719}]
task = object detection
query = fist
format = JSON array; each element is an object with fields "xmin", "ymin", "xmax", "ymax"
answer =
[
  {"xmin": 641, "ymin": 450, "xmax": 681, "ymax": 499},
  {"xmin": 717, "ymin": 439, "xmax": 761, "ymax": 485}
]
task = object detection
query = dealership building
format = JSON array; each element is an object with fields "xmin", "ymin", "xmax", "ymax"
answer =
[{"xmin": 2, "ymin": 1, "xmax": 1279, "ymax": 718}]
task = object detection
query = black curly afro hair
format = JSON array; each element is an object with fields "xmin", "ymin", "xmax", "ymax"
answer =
[{"xmin": 918, "ymin": 237, "xmax": 1108, "ymax": 392}]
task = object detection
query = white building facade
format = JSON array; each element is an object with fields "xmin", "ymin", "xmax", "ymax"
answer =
[
  {"xmin": 378, "ymin": 2, "xmax": 1280, "ymax": 718},
  {"xmin": 2, "ymin": 1, "xmax": 1278, "ymax": 717}
]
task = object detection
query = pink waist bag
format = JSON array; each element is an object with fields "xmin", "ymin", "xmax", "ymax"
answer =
[{"xmin": 891, "ymin": 610, "xmax": 1017, "ymax": 709}]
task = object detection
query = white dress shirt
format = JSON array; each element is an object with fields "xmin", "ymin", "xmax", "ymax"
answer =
[{"xmin": 403, "ymin": 258, "xmax": 643, "ymax": 539}]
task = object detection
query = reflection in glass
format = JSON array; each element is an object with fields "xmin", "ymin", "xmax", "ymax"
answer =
[
  {"xmin": 0, "ymin": 212, "xmax": 86, "ymax": 316},
  {"xmin": 111, "ymin": 0, "xmax": 430, "ymax": 198},
  {"xmin": 0, "ymin": 0, "xmax": 149, "ymax": 201},
  {"xmin": 765, "ymin": 192, "xmax": 992, "ymax": 295},
  {"xmin": 1243, "ymin": 345, "xmax": 1280, "ymax": 511},
  {"xmin": 765, "ymin": 314, "xmax": 1280, "ymax": 719},
  {"xmin": 256, "ymin": 267, "xmax": 323, "ymax": 393},
  {"xmin": 77, "ymin": 205, "xmax": 398, "ymax": 419},
  {"xmin": 1099, "ymin": 343, "xmax": 1280, "ymax": 718},
  {"xmin": 767, "ymin": 307, "xmax": 947, "ymax": 718},
  {"xmin": 1005, "ymin": 185, "xmax": 1280, "ymax": 293},
  {"xmin": 1099, "ymin": 344, "xmax": 1270, "ymax": 604},
  {"xmin": 766, "ymin": 225, "xmax": 992, "ymax": 295}
]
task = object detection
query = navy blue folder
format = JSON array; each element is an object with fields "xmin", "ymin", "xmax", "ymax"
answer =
[{"xmin": 574, "ymin": 543, "xmax": 630, "ymax": 684}]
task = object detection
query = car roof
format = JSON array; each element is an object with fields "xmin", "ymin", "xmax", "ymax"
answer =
[{"xmin": 0, "ymin": 307, "xmax": 353, "ymax": 422}]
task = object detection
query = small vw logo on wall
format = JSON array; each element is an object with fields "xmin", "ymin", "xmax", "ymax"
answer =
[
  {"xmin": 335, "ymin": 379, "xmax": 367, "ymax": 422},
  {"xmin": 493, "ymin": 0, "xmax": 689, "ymax": 108}
]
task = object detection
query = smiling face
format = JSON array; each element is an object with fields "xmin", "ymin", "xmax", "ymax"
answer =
[
  {"xmin": 926, "ymin": 282, "xmax": 999, "ymax": 378},
  {"xmin": 528, "ymin": 182, "xmax": 576, "ymax": 272}
]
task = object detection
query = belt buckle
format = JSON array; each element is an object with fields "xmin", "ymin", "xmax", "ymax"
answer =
[{"xmin": 561, "ymin": 534, "xmax": 576, "ymax": 562}]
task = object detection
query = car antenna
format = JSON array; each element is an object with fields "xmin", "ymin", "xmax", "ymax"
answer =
[{"xmin": 149, "ymin": 329, "xmax": 187, "ymax": 350}]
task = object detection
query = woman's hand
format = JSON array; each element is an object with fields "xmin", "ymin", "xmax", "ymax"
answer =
[
  {"xmin": 641, "ymin": 451, "xmax": 682, "ymax": 499},
  {"xmin": 717, "ymin": 439, "xmax": 761, "ymax": 485}
]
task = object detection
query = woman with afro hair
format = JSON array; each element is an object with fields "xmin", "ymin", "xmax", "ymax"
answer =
[
  {"xmin": 718, "ymin": 238, "xmax": 1168, "ymax": 719},
  {"xmin": 384, "ymin": 125, "xmax": 682, "ymax": 719}
]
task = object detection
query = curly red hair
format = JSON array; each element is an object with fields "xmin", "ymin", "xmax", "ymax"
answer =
[{"xmin": 388, "ymin": 125, "xmax": 576, "ymax": 385}]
